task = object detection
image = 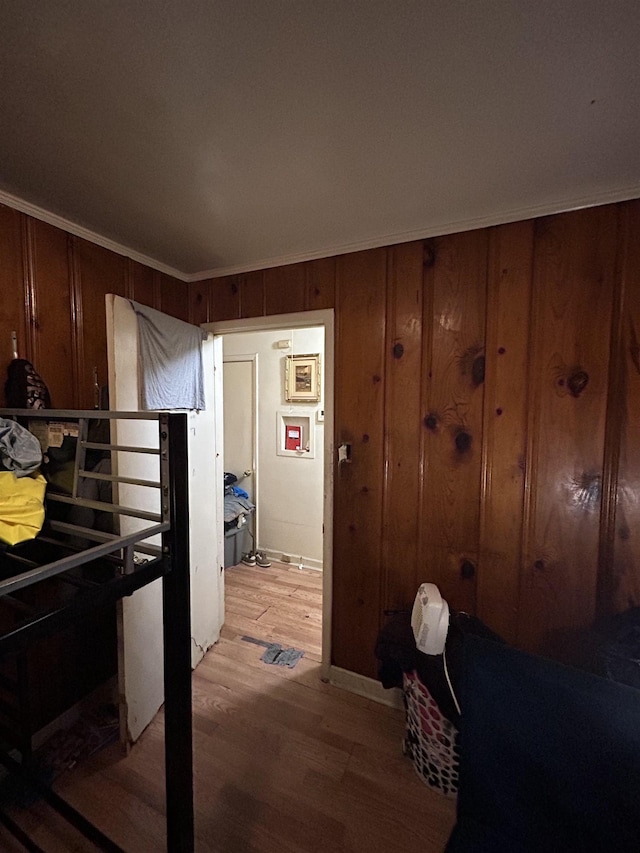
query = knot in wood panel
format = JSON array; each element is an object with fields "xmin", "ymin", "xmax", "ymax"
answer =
[
  {"xmin": 567, "ymin": 370, "xmax": 589, "ymax": 398},
  {"xmin": 618, "ymin": 524, "xmax": 630, "ymax": 541},
  {"xmin": 569, "ymin": 472, "xmax": 601, "ymax": 511},
  {"xmin": 454, "ymin": 430, "xmax": 472, "ymax": 453},
  {"xmin": 424, "ymin": 413, "xmax": 438, "ymax": 432},
  {"xmin": 460, "ymin": 560, "xmax": 476, "ymax": 579},
  {"xmin": 553, "ymin": 362, "xmax": 589, "ymax": 398},
  {"xmin": 392, "ymin": 342, "xmax": 404, "ymax": 359}
]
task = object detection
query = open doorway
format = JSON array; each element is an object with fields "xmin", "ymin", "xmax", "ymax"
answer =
[
  {"xmin": 206, "ymin": 310, "xmax": 333, "ymax": 678},
  {"xmin": 221, "ymin": 326, "xmax": 324, "ymax": 666}
]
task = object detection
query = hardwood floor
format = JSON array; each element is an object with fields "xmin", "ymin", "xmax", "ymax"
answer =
[{"xmin": 0, "ymin": 562, "xmax": 456, "ymax": 852}]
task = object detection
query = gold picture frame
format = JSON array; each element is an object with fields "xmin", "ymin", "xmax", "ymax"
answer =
[{"xmin": 285, "ymin": 354, "xmax": 321, "ymax": 402}]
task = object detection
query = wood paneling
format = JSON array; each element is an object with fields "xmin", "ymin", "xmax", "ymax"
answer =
[
  {"xmin": 265, "ymin": 263, "xmax": 306, "ymax": 315},
  {"xmin": 477, "ymin": 221, "xmax": 534, "ymax": 643},
  {"xmin": 381, "ymin": 242, "xmax": 424, "ymax": 610},
  {"xmin": 206, "ymin": 257, "xmax": 335, "ymax": 322},
  {"xmin": 73, "ymin": 238, "xmax": 127, "ymax": 409},
  {"xmin": 306, "ymin": 256, "xmax": 336, "ymax": 310},
  {"xmin": 128, "ymin": 259, "xmax": 158, "ymax": 308},
  {"xmin": 194, "ymin": 202, "xmax": 640, "ymax": 670},
  {"xmin": 159, "ymin": 273, "xmax": 190, "ymax": 322},
  {"xmin": 607, "ymin": 200, "xmax": 640, "ymax": 613},
  {"xmin": 419, "ymin": 230, "xmax": 488, "ymax": 615},
  {"xmin": 1, "ymin": 199, "xmax": 640, "ymax": 678},
  {"xmin": 333, "ymin": 249, "xmax": 387, "ymax": 677},
  {"xmin": 519, "ymin": 206, "xmax": 618, "ymax": 655},
  {"xmin": 26, "ymin": 219, "xmax": 75, "ymax": 408},
  {"xmin": 0, "ymin": 204, "xmax": 26, "ymax": 384},
  {"xmin": 240, "ymin": 270, "xmax": 265, "ymax": 318},
  {"xmin": 189, "ymin": 279, "xmax": 211, "ymax": 325},
  {"xmin": 0, "ymin": 212, "xmax": 194, "ymax": 412},
  {"xmin": 209, "ymin": 275, "xmax": 241, "ymax": 321}
]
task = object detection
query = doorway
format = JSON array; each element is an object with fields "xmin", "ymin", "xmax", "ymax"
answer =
[{"xmin": 206, "ymin": 310, "xmax": 334, "ymax": 678}]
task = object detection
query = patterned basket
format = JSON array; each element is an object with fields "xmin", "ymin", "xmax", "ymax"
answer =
[{"xmin": 402, "ymin": 669, "xmax": 460, "ymax": 797}]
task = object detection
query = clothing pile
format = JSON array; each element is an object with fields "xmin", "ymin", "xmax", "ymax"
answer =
[
  {"xmin": 223, "ymin": 488, "xmax": 254, "ymax": 533},
  {"xmin": 0, "ymin": 418, "xmax": 46, "ymax": 547},
  {"xmin": 223, "ymin": 472, "xmax": 270, "ymax": 568}
]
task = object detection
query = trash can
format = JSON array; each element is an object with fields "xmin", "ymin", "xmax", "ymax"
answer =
[{"xmin": 224, "ymin": 524, "xmax": 250, "ymax": 568}]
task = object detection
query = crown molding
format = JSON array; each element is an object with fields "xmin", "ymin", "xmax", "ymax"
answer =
[
  {"xmin": 185, "ymin": 183, "xmax": 640, "ymax": 281},
  {"xmin": 0, "ymin": 188, "xmax": 189, "ymax": 281},
  {"xmin": 2, "ymin": 183, "xmax": 639, "ymax": 284}
]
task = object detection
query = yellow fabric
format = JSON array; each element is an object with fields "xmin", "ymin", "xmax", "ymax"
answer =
[{"xmin": 0, "ymin": 471, "xmax": 46, "ymax": 546}]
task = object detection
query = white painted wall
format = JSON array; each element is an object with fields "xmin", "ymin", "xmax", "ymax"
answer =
[{"xmin": 223, "ymin": 327, "xmax": 324, "ymax": 569}]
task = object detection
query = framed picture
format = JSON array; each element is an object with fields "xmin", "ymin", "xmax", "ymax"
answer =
[{"xmin": 285, "ymin": 354, "xmax": 321, "ymax": 402}]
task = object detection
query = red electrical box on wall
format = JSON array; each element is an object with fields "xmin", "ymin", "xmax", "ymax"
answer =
[{"xmin": 285, "ymin": 425, "xmax": 302, "ymax": 450}]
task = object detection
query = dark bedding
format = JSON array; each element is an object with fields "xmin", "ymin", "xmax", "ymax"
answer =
[{"xmin": 446, "ymin": 636, "xmax": 640, "ymax": 853}]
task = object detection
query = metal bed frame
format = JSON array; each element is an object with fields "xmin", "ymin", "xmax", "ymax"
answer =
[{"xmin": 0, "ymin": 408, "xmax": 194, "ymax": 853}]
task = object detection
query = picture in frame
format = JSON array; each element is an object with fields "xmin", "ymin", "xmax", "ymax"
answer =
[{"xmin": 285, "ymin": 353, "xmax": 321, "ymax": 402}]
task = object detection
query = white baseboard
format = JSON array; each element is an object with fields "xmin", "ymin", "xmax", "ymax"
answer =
[
  {"xmin": 266, "ymin": 550, "xmax": 323, "ymax": 572},
  {"xmin": 329, "ymin": 665, "xmax": 404, "ymax": 710}
]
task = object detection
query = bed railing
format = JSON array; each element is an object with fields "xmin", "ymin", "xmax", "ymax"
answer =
[{"xmin": 0, "ymin": 408, "xmax": 194, "ymax": 853}]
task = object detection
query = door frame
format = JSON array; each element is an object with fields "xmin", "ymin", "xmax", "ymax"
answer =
[{"xmin": 205, "ymin": 309, "xmax": 334, "ymax": 679}]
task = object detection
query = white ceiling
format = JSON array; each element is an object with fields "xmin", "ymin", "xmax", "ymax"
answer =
[{"xmin": 1, "ymin": 1, "xmax": 639, "ymax": 280}]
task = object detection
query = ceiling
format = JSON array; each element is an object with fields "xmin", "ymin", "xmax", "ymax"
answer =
[{"xmin": 1, "ymin": 1, "xmax": 639, "ymax": 280}]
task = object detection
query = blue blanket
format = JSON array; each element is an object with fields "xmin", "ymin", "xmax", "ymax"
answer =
[{"xmin": 130, "ymin": 301, "xmax": 207, "ymax": 410}]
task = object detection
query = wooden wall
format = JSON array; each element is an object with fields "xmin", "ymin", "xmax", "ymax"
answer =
[
  {"xmin": 197, "ymin": 200, "xmax": 640, "ymax": 677},
  {"xmin": 1, "ymin": 200, "xmax": 639, "ymax": 680},
  {"xmin": 0, "ymin": 205, "xmax": 188, "ymax": 410}
]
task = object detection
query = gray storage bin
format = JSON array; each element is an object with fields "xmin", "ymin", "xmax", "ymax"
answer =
[{"xmin": 224, "ymin": 524, "xmax": 249, "ymax": 568}]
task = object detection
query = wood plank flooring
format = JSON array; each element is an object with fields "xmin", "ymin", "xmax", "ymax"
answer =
[{"xmin": 0, "ymin": 562, "xmax": 456, "ymax": 852}]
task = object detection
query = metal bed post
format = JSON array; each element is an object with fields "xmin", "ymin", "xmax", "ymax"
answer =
[
  {"xmin": 0, "ymin": 408, "xmax": 197, "ymax": 851},
  {"xmin": 162, "ymin": 412, "xmax": 195, "ymax": 853}
]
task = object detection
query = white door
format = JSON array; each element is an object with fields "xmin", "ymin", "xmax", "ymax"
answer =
[
  {"xmin": 223, "ymin": 357, "xmax": 256, "ymax": 506},
  {"xmin": 106, "ymin": 294, "xmax": 224, "ymax": 743}
]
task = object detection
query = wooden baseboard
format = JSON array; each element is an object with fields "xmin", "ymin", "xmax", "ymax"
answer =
[{"xmin": 329, "ymin": 665, "xmax": 404, "ymax": 709}]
